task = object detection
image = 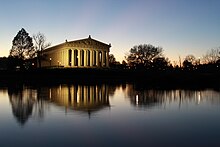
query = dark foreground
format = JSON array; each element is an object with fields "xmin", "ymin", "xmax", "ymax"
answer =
[{"xmin": 0, "ymin": 68, "xmax": 220, "ymax": 88}]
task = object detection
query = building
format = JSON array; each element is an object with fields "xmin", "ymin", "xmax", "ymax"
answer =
[{"xmin": 41, "ymin": 35, "xmax": 111, "ymax": 68}]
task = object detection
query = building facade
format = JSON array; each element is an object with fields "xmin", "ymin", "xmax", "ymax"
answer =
[{"xmin": 41, "ymin": 36, "xmax": 111, "ymax": 68}]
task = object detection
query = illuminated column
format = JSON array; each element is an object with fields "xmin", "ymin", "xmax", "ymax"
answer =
[
  {"xmin": 78, "ymin": 49, "xmax": 81, "ymax": 67},
  {"xmin": 84, "ymin": 49, "xmax": 87, "ymax": 67},
  {"xmin": 93, "ymin": 50, "xmax": 96, "ymax": 66},
  {"xmin": 72, "ymin": 49, "xmax": 74, "ymax": 67},
  {"xmin": 102, "ymin": 51, "xmax": 105, "ymax": 67},
  {"xmin": 71, "ymin": 49, "xmax": 74, "ymax": 67},
  {"xmin": 61, "ymin": 50, "xmax": 63, "ymax": 66},
  {"xmin": 90, "ymin": 50, "xmax": 93, "ymax": 66},
  {"xmin": 96, "ymin": 50, "xmax": 99, "ymax": 67},
  {"xmin": 63, "ymin": 50, "xmax": 65, "ymax": 66},
  {"xmin": 86, "ymin": 50, "xmax": 88, "ymax": 66},
  {"xmin": 106, "ymin": 51, "xmax": 109, "ymax": 67},
  {"xmin": 91, "ymin": 50, "xmax": 94, "ymax": 66},
  {"xmin": 86, "ymin": 50, "xmax": 89, "ymax": 67},
  {"xmin": 101, "ymin": 51, "xmax": 103, "ymax": 67}
]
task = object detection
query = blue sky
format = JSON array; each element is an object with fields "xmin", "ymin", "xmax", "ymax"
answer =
[{"xmin": 1, "ymin": 0, "xmax": 220, "ymax": 63}]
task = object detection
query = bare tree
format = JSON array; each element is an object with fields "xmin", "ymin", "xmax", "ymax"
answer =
[
  {"xmin": 184, "ymin": 55, "xmax": 196, "ymax": 65},
  {"xmin": 33, "ymin": 32, "xmax": 51, "ymax": 68},
  {"xmin": 202, "ymin": 48, "xmax": 220, "ymax": 64}
]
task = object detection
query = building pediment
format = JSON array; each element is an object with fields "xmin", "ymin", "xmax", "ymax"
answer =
[{"xmin": 65, "ymin": 37, "xmax": 111, "ymax": 49}]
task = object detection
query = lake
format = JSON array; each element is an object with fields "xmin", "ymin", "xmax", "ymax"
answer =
[{"xmin": 0, "ymin": 83, "xmax": 220, "ymax": 147}]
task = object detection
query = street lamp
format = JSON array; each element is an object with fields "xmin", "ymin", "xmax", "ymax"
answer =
[{"xmin": 50, "ymin": 58, "xmax": 52, "ymax": 67}]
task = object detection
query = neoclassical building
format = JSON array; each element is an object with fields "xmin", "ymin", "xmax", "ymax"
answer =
[{"xmin": 41, "ymin": 35, "xmax": 111, "ymax": 68}]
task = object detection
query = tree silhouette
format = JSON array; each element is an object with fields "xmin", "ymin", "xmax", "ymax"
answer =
[
  {"xmin": 202, "ymin": 48, "xmax": 220, "ymax": 64},
  {"xmin": 109, "ymin": 54, "xmax": 116, "ymax": 63},
  {"xmin": 185, "ymin": 55, "xmax": 196, "ymax": 65},
  {"xmin": 33, "ymin": 32, "xmax": 51, "ymax": 68},
  {"xmin": 109, "ymin": 54, "xmax": 118, "ymax": 67},
  {"xmin": 126, "ymin": 44, "xmax": 163, "ymax": 68},
  {"xmin": 183, "ymin": 60, "xmax": 193, "ymax": 70},
  {"xmin": 152, "ymin": 57, "xmax": 169, "ymax": 70},
  {"xmin": 183, "ymin": 55, "xmax": 196, "ymax": 70},
  {"xmin": 9, "ymin": 28, "xmax": 35, "ymax": 60}
]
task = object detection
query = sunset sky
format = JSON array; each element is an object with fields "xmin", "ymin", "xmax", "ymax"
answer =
[{"xmin": 1, "ymin": 0, "xmax": 220, "ymax": 63}]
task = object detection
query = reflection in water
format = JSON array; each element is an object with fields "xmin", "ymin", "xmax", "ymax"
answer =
[
  {"xmin": 44, "ymin": 84, "xmax": 110, "ymax": 114},
  {"xmin": 8, "ymin": 85, "xmax": 37, "ymax": 125},
  {"xmin": 126, "ymin": 84, "xmax": 220, "ymax": 109},
  {"xmin": 7, "ymin": 83, "xmax": 220, "ymax": 125},
  {"xmin": 8, "ymin": 84, "xmax": 111, "ymax": 125}
]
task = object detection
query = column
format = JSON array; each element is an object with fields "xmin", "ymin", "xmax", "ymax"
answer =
[
  {"xmin": 78, "ymin": 49, "xmax": 81, "ymax": 67},
  {"xmin": 87, "ymin": 50, "xmax": 91, "ymax": 67},
  {"xmin": 106, "ymin": 51, "xmax": 109, "ymax": 67},
  {"xmin": 90, "ymin": 50, "xmax": 93, "ymax": 67},
  {"xmin": 102, "ymin": 51, "xmax": 105, "ymax": 67},
  {"xmin": 72, "ymin": 49, "xmax": 75, "ymax": 67},
  {"xmin": 85, "ymin": 50, "xmax": 87, "ymax": 67},
  {"xmin": 84, "ymin": 50, "xmax": 87, "ymax": 67},
  {"xmin": 62, "ymin": 50, "xmax": 65, "ymax": 66},
  {"xmin": 96, "ymin": 50, "xmax": 99, "ymax": 67}
]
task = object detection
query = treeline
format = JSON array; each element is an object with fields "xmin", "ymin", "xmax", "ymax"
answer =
[
  {"xmin": 1, "ymin": 28, "xmax": 220, "ymax": 73},
  {"xmin": 1, "ymin": 28, "xmax": 50, "ymax": 70},
  {"xmin": 109, "ymin": 44, "xmax": 220, "ymax": 73}
]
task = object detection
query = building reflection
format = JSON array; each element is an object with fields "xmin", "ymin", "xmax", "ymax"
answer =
[
  {"xmin": 8, "ymin": 84, "xmax": 111, "ymax": 125},
  {"xmin": 42, "ymin": 84, "xmax": 110, "ymax": 114}
]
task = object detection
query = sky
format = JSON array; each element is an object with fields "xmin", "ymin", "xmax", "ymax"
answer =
[{"xmin": 1, "ymin": 0, "xmax": 220, "ymax": 63}]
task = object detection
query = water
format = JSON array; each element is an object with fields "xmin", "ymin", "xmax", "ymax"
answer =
[{"xmin": 0, "ymin": 83, "xmax": 220, "ymax": 147}]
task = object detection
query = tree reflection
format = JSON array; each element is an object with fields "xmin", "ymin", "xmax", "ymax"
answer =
[
  {"xmin": 8, "ymin": 85, "xmax": 36, "ymax": 125},
  {"xmin": 125, "ymin": 85, "xmax": 220, "ymax": 109}
]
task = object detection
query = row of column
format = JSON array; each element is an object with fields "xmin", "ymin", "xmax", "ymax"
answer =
[{"xmin": 68, "ymin": 49, "xmax": 109, "ymax": 67}]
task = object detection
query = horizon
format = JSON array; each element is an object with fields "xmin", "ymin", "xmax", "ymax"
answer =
[{"xmin": 1, "ymin": 0, "xmax": 220, "ymax": 63}]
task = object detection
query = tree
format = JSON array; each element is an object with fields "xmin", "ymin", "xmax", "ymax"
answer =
[
  {"xmin": 109, "ymin": 54, "xmax": 116, "ymax": 63},
  {"xmin": 184, "ymin": 55, "xmax": 196, "ymax": 65},
  {"xmin": 9, "ymin": 28, "xmax": 35, "ymax": 60},
  {"xmin": 33, "ymin": 32, "xmax": 51, "ymax": 68},
  {"xmin": 121, "ymin": 60, "xmax": 127, "ymax": 69},
  {"xmin": 183, "ymin": 55, "xmax": 196, "ymax": 70},
  {"xmin": 109, "ymin": 54, "xmax": 116, "ymax": 67},
  {"xmin": 152, "ymin": 57, "xmax": 169, "ymax": 70},
  {"xmin": 202, "ymin": 48, "xmax": 220, "ymax": 64},
  {"xmin": 126, "ymin": 44, "xmax": 163, "ymax": 68},
  {"xmin": 183, "ymin": 60, "xmax": 193, "ymax": 70}
]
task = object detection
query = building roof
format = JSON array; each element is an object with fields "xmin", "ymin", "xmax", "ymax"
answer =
[{"xmin": 44, "ymin": 35, "xmax": 111, "ymax": 52}]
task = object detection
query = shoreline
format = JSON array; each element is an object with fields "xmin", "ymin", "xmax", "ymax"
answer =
[{"xmin": 0, "ymin": 68, "xmax": 220, "ymax": 89}]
